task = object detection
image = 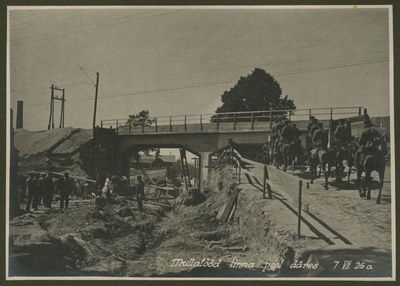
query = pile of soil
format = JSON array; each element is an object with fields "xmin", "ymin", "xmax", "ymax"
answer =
[
  {"xmin": 14, "ymin": 127, "xmax": 93, "ymax": 176},
  {"xmin": 9, "ymin": 197, "xmax": 164, "ymax": 276}
]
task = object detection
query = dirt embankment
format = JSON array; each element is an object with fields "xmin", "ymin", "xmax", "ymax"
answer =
[
  {"xmin": 9, "ymin": 166, "xmax": 294, "ymax": 278},
  {"xmin": 14, "ymin": 127, "xmax": 93, "ymax": 175}
]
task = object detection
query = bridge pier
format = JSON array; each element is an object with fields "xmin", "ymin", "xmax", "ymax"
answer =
[
  {"xmin": 199, "ymin": 152, "xmax": 212, "ymax": 189},
  {"xmin": 116, "ymin": 151, "xmax": 131, "ymax": 178}
]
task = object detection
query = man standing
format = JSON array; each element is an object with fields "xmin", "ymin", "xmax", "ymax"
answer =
[
  {"xmin": 136, "ymin": 176, "xmax": 145, "ymax": 212},
  {"xmin": 96, "ymin": 169, "xmax": 106, "ymax": 195},
  {"xmin": 42, "ymin": 172, "xmax": 55, "ymax": 209},
  {"xmin": 25, "ymin": 173, "xmax": 39, "ymax": 212},
  {"xmin": 57, "ymin": 172, "xmax": 74, "ymax": 209}
]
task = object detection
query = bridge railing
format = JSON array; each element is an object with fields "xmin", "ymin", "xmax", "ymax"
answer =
[{"xmin": 100, "ymin": 106, "xmax": 364, "ymax": 134}]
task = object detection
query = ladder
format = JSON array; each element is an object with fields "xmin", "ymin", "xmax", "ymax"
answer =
[
  {"xmin": 140, "ymin": 168, "xmax": 152, "ymax": 184},
  {"xmin": 179, "ymin": 148, "xmax": 190, "ymax": 191}
]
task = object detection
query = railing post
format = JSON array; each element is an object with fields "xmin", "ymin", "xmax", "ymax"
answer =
[
  {"xmin": 288, "ymin": 111, "xmax": 291, "ymax": 121},
  {"xmin": 184, "ymin": 116, "xmax": 187, "ymax": 131},
  {"xmin": 155, "ymin": 118, "xmax": 158, "ymax": 133},
  {"xmin": 116, "ymin": 120, "xmax": 119, "ymax": 134},
  {"xmin": 358, "ymin": 107, "xmax": 362, "ymax": 116},
  {"xmin": 330, "ymin": 108, "xmax": 333, "ymax": 121},
  {"xmin": 251, "ymin": 113, "xmax": 254, "ymax": 130},
  {"xmin": 297, "ymin": 180, "xmax": 303, "ymax": 239},
  {"xmin": 200, "ymin": 115, "xmax": 203, "ymax": 131},
  {"xmin": 233, "ymin": 114, "xmax": 236, "ymax": 130},
  {"xmin": 269, "ymin": 111, "xmax": 273, "ymax": 129},
  {"xmin": 216, "ymin": 114, "xmax": 219, "ymax": 131},
  {"xmin": 309, "ymin": 109, "xmax": 312, "ymax": 120},
  {"xmin": 101, "ymin": 121, "xmax": 103, "ymax": 128},
  {"xmin": 141, "ymin": 122, "xmax": 144, "ymax": 133},
  {"xmin": 170, "ymin": 116, "xmax": 172, "ymax": 132}
]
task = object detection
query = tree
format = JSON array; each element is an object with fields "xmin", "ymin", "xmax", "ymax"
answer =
[
  {"xmin": 126, "ymin": 110, "xmax": 155, "ymax": 128},
  {"xmin": 214, "ymin": 68, "xmax": 295, "ymax": 120}
]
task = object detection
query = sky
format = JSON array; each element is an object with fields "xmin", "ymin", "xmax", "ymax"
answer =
[{"xmin": 8, "ymin": 6, "xmax": 392, "ymax": 132}]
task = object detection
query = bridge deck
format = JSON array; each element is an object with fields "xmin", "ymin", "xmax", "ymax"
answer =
[{"xmin": 101, "ymin": 107, "xmax": 365, "ymax": 135}]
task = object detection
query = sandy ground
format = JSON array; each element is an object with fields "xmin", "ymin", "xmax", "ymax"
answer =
[
  {"xmin": 8, "ymin": 162, "xmax": 393, "ymax": 278},
  {"xmin": 240, "ymin": 162, "xmax": 393, "ymax": 277}
]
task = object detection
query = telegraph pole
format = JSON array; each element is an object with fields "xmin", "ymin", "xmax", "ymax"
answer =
[
  {"xmin": 48, "ymin": 85, "xmax": 65, "ymax": 130},
  {"xmin": 93, "ymin": 72, "xmax": 99, "ymax": 130}
]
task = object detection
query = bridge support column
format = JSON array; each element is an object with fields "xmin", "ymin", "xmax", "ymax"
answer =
[
  {"xmin": 115, "ymin": 151, "xmax": 131, "ymax": 178},
  {"xmin": 199, "ymin": 152, "xmax": 212, "ymax": 189}
]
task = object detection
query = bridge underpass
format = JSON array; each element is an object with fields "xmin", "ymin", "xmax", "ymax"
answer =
[{"xmin": 114, "ymin": 130, "xmax": 271, "ymax": 187}]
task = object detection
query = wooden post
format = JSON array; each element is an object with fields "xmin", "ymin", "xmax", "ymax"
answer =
[
  {"xmin": 233, "ymin": 113, "xmax": 237, "ymax": 130},
  {"xmin": 263, "ymin": 165, "xmax": 266, "ymax": 199},
  {"xmin": 358, "ymin": 107, "xmax": 362, "ymax": 116},
  {"xmin": 251, "ymin": 113, "xmax": 255, "ymax": 130},
  {"xmin": 200, "ymin": 115, "xmax": 203, "ymax": 131},
  {"xmin": 330, "ymin": 108, "xmax": 333, "ymax": 121},
  {"xmin": 309, "ymin": 109, "xmax": 312, "ymax": 121},
  {"xmin": 169, "ymin": 116, "xmax": 172, "ymax": 132},
  {"xmin": 265, "ymin": 165, "xmax": 272, "ymax": 198},
  {"xmin": 116, "ymin": 120, "xmax": 119, "ymax": 134},
  {"xmin": 297, "ymin": 180, "xmax": 303, "ymax": 239},
  {"xmin": 155, "ymin": 118, "xmax": 158, "ymax": 133},
  {"xmin": 216, "ymin": 114, "xmax": 219, "ymax": 131},
  {"xmin": 184, "ymin": 115, "xmax": 187, "ymax": 131},
  {"xmin": 238, "ymin": 164, "xmax": 241, "ymax": 184}
]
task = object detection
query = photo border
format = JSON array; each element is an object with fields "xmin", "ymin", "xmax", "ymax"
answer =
[{"xmin": 1, "ymin": 0, "xmax": 399, "ymax": 285}]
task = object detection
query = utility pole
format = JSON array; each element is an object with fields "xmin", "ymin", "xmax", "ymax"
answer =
[
  {"xmin": 48, "ymin": 84, "xmax": 65, "ymax": 130},
  {"xmin": 80, "ymin": 68, "xmax": 100, "ymax": 174},
  {"xmin": 93, "ymin": 72, "xmax": 99, "ymax": 130}
]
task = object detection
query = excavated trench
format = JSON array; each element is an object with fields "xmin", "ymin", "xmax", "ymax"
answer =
[{"xmin": 9, "ymin": 166, "xmax": 310, "ymax": 278}]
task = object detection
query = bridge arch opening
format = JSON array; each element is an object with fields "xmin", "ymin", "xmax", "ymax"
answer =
[{"xmin": 117, "ymin": 144, "xmax": 204, "ymax": 189}]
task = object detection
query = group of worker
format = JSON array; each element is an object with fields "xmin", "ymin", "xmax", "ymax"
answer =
[
  {"xmin": 95, "ymin": 169, "xmax": 145, "ymax": 212},
  {"xmin": 25, "ymin": 172, "xmax": 75, "ymax": 212}
]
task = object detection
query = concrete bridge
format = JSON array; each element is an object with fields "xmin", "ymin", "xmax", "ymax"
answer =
[{"xmin": 98, "ymin": 107, "xmax": 365, "ymax": 187}]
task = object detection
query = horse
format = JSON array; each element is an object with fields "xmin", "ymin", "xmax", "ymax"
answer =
[
  {"xmin": 280, "ymin": 140, "xmax": 300, "ymax": 175},
  {"xmin": 331, "ymin": 142, "xmax": 353, "ymax": 183},
  {"xmin": 309, "ymin": 147, "xmax": 334, "ymax": 190},
  {"xmin": 356, "ymin": 147, "xmax": 386, "ymax": 204}
]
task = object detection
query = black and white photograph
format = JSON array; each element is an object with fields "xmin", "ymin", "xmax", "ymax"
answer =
[{"xmin": 5, "ymin": 5, "xmax": 396, "ymax": 281}]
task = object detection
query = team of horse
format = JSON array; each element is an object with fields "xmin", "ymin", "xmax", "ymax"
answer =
[{"xmin": 264, "ymin": 126, "xmax": 387, "ymax": 204}]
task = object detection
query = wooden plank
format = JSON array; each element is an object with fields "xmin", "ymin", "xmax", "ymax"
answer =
[
  {"xmin": 51, "ymin": 172, "xmax": 96, "ymax": 183},
  {"xmin": 219, "ymin": 185, "xmax": 240, "ymax": 223}
]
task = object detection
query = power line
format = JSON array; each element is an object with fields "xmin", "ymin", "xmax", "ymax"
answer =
[
  {"xmin": 83, "ymin": 35, "xmax": 389, "ymax": 70},
  {"xmin": 22, "ymin": 57, "xmax": 388, "ymax": 108},
  {"xmin": 11, "ymin": 9, "xmax": 185, "ymax": 45},
  {"xmin": 99, "ymin": 51, "xmax": 388, "ymax": 84},
  {"xmin": 11, "ymin": 9, "xmax": 162, "ymax": 38}
]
